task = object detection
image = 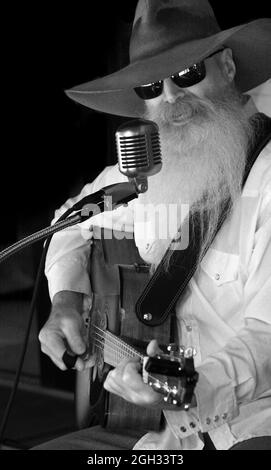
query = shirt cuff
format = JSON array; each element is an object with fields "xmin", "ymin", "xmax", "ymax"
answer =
[
  {"xmin": 195, "ymin": 360, "xmax": 239, "ymax": 432},
  {"xmin": 163, "ymin": 406, "xmax": 201, "ymax": 440},
  {"xmin": 46, "ymin": 259, "xmax": 92, "ymax": 302}
]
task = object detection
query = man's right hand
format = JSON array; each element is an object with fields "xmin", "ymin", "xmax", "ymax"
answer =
[{"xmin": 38, "ymin": 290, "xmax": 93, "ymax": 372}]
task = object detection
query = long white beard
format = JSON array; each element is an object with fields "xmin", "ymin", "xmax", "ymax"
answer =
[{"xmin": 138, "ymin": 85, "xmax": 254, "ymax": 270}]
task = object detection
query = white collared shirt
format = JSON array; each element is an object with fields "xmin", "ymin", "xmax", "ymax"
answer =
[{"xmin": 45, "ymin": 114, "xmax": 271, "ymax": 450}]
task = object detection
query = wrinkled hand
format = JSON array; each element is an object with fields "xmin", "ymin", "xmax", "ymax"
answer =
[
  {"xmin": 38, "ymin": 291, "xmax": 94, "ymax": 371},
  {"xmin": 104, "ymin": 339, "xmax": 167, "ymax": 408}
]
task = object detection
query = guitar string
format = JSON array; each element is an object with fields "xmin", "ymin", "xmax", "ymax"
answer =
[
  {"xmin": 92, "ymin": 328, "xmax": 143, "ymax": 364},
  {"xmin": 91, "ymin": 324, "xmax": 137, "ymax": 355},
  {"xmin": 92, "ymin": 331, "xmax": 141, "ymax": 361},
  {"xmin": 93, "ymin": 336, "xmax": 139, "ymax": 366},
  {"xmin": 91, "ymin": 330, "xmax": 174, "ymax": 392},
  {"xmin": 100, "ymin": 326, "xmax": 142, "ymax": 358},
  {"xmin": 92, "ymin": 324, "xmax": 144, "ymax": 359}
]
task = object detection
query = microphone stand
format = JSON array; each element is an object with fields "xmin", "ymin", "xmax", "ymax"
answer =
[
  {"xmin": 0, "ymin": 182, "xmax": 138, "ymax": 264},
  {"xmin": 0, "ymin": 181, "xmax": 138, "ymax": 447}
]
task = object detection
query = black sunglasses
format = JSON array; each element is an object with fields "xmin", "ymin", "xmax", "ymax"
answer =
[{"xmin": 134, "ymin": 48, "xmax": 225, "ymax": 100}]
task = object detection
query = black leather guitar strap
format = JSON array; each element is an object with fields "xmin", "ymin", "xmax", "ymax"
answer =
[{"xmin": 136, "ymin": 113, "xmax": 271, "ymax": 327}]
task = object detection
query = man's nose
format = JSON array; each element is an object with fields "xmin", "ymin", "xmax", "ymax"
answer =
[{"xmin": 162, "ymin": 78, "xmax": 186, "ymax": 103}]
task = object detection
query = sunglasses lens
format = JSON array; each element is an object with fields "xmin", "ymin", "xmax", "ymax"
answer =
[
  {"xmin": 171, "ymin": 62, "xmax": 206, "ymax": 88},
  {"xmin": 134, "ymin": 80, "xmax": 163, "ymax": 100},
  {"xmin": 134, "ymin": 62, "xmax": 206, "ymax": 100}
]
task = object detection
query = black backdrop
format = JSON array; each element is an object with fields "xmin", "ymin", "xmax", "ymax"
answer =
[
  {"xmin": 0, "ymin": 1, "xmax": 270, "ymax": 242},
  {"xmin": 1, "ymin": 1, "xmax": 270, "ymax": 245}
]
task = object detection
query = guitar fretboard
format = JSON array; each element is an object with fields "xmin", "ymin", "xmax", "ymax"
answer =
[{"xmin": 91, "ymin": 325, "xmax": 144, "ymax": 368}]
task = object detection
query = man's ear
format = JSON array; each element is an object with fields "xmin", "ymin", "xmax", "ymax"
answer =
[{"xmin": 220, "ymin": 48, "xmax": 236, "ymax": 83}]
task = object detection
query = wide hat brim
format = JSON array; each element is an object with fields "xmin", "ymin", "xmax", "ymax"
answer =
[{"xmin": 66, "ymin": 19, "xmax": 271, "ymax": 117}]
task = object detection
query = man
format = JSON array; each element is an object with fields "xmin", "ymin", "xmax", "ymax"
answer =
[{"xmin": 37, "ymin": 0, "xmax": 271, "ymax": 450}]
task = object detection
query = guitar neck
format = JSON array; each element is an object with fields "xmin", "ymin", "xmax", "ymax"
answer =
[{"xmin": 92, "ymin": 326, "xmax": 144, "ymax": 368}]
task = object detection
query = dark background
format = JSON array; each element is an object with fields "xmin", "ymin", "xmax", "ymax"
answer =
[
  {"xmin": 0, "ymin": 0, "xmax": 270, "ymax": 449},
  {"xmin": 1, "ymin": 1, "xmax": 270, "ymax": 245}
]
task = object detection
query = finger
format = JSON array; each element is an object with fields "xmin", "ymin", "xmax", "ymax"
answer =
[
  {"xmin": 61, "ymin": 318, "xmax": 87, "ymax": 356},
  {"xmin": 121, "ymin": 360, "xmax": 142, "ymax": 386},
  {"xmin": 103, "ymin": 370, "xmax": 124, "ymax": 396},
  {"xmin": 49, "ymin": 355, "xmax": 67, "ymax": 371},
  {"xmin": 105, "ymin": 361, "xmax": 142, "ymax": 396},
  {"xmin": 105, "ymin": 364, "xmax": 161, "ymax": 406},
  {"xmin": 41, "ymin": 339, "xmax": 85, "ymax": 372},
  {"xmin": 74, "ymin": 354, "xmax": 95, "ymax": 372},
  {"xmin": 115, "ymin": 356, "xmax": 141, "ymax": 375},
  {"xmin": 39, "ymin": 328, "xmax": 66, "ymax": 359},
  {"xmin": 65, "ymin": 346, "xmax": 96, "ymax": 371},
  {"xmin": 110, "ymin": 358, "xmax": 142, "ymax": 390},
  {"xmin": 146, "ymin": 339, "xmax": 163, "ymax": 357},
  {"xmin": 104, "ymin": 359, "xmax": 140, "ymax": 389},
  {"xmin": 82, "ymin": 354, "xmax": 96, "ymax": 369},
  {"xmin": 41, "ymin": 344, "xmax": 67, "ymax": 370},
  {"xmin": 40, "ymin": 333, "xmax": 66, "ymax": 362}
]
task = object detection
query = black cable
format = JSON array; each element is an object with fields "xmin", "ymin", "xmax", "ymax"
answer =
[
  {"xmin": 0, "ymin": 206, "xmax": 75, "ymax": 448},
  {"xmin": 0, "ymin": 212, "xmax": 82, "ymax": 263}
]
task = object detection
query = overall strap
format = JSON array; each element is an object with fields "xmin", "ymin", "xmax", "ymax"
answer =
[{"xmin": 135, "ymin": 113, "xmax": 271, "ymax": 327}]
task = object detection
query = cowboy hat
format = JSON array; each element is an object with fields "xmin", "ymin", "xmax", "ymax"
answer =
[{"xmin": 66, "ymin": 0, "xmax": 271, "ymax": 117}]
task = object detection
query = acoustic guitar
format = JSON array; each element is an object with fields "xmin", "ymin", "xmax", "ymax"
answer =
[{"xmin": 75, "ymin": 229, "xmax": 198, "ymax": 433}]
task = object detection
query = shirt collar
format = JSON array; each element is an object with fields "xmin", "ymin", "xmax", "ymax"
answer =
[{"xmin": 244, "ymin": 95, "xmax": 258, "ymax": 118}]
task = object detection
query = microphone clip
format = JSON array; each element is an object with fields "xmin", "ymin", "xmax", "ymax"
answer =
[{"xmin": 128, "ymin": 176, "xmax": 148, "ymax": 194}]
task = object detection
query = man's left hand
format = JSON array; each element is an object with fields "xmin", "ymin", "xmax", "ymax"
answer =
[{"xmin": 103, "ymin": 339, "xmax": 181, "ymax": 409}]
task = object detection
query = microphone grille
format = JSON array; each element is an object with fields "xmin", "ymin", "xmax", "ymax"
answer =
[{"xmin": 116, "ymin": 119, "xmax": 162, "ymax": 178}]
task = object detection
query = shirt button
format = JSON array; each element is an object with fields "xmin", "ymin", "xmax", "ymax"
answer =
[
  {"xmin": 214, "ymin": 415, "xmax": 219, "ymax": 422},
  {"xmin": 145, "ymin": 243, "xmax": 150, "ymax": 250},
  {"xmin": 206, "ymin": 418, "xmax": 211, "ymax": 425},
  {"xmin": 222, "ymin": 413, "xmax": 228, "ymax": 420},
  {"xmin": 214, "ymin": 273, "xmax": 220, "ymax": 281},
  {"xmin": 189, "ymin": 422, "xmax": 196, "ymax": 428},
  {"xmin": 180, "ymin": 426, "xmax": 187, "ymax": 432}
]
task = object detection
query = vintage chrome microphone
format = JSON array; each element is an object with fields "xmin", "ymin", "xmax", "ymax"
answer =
[
  {"xmin": 68, "ymin": 119, "xmax": 162, "ymax": 213},
  {"xmin": 116, "ymin": 118, "xmax": 162, "ymax": 193}
]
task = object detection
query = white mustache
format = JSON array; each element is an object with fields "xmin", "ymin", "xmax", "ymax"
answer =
[{"xmin": 150, "ymin": 96, "xmax": 214, "ymax": 124}]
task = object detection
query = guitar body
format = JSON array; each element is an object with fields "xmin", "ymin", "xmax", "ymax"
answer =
[{"xmin": 76, "ymin": 228, "xmax": 173, "ymax": 433}]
